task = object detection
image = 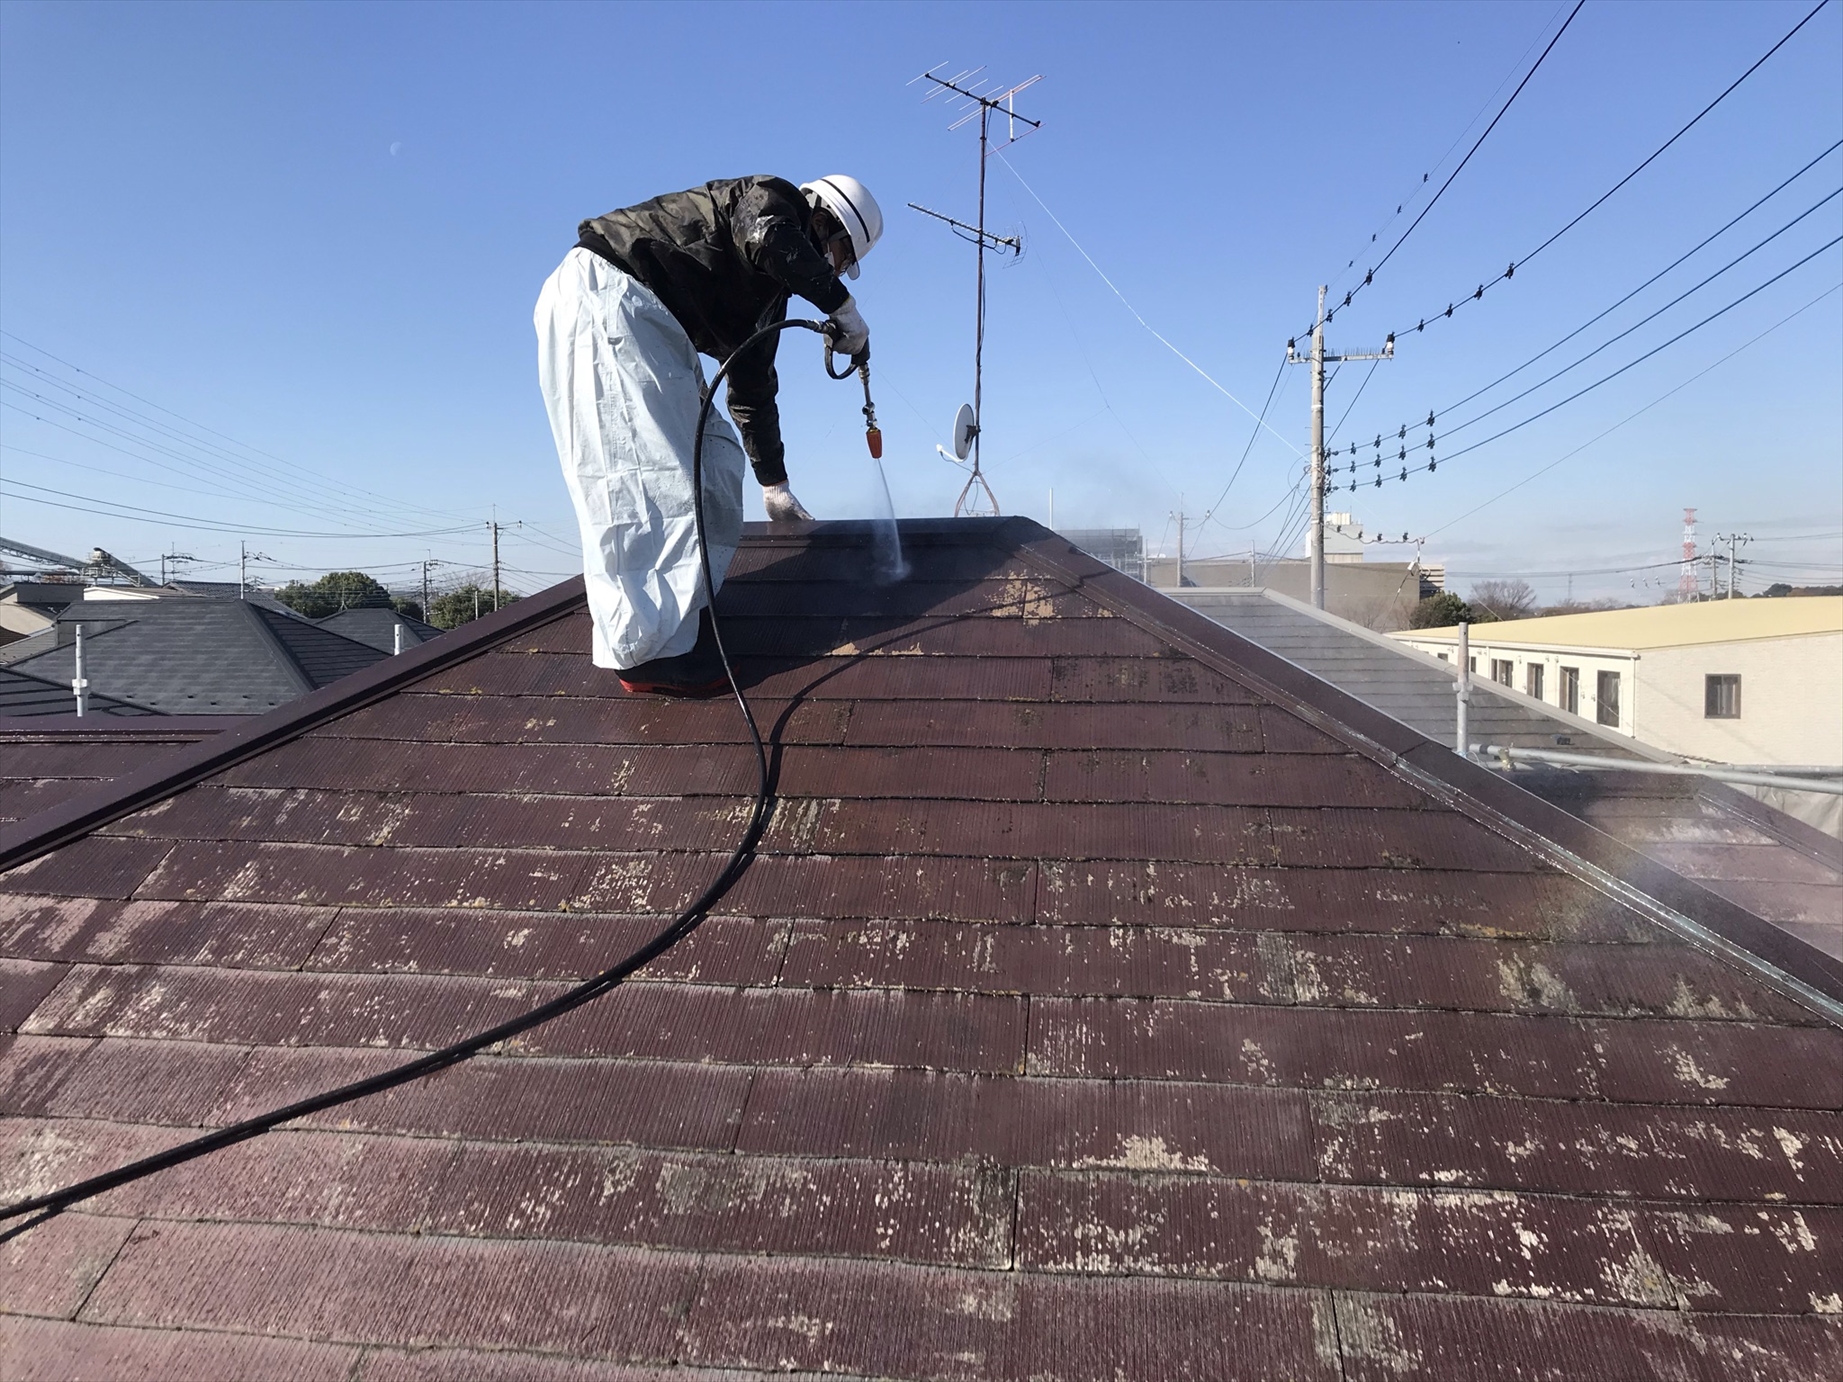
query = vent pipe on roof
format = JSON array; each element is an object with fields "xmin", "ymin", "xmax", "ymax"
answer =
[
  {"xmin": 71, "ymin": 623, "xmax": 89, "ymax": 717},
  {"xmin": 393, "ymin": 622, "xmax": 404, "ymax": 656}
]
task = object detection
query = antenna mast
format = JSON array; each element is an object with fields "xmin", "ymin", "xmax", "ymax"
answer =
[{"xmin": 910, "ymin": 65, "xmax": 1042, "ymax": 517}]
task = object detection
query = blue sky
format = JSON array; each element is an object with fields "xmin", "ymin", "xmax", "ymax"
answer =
[{"xmin": 2, "ymin": 0, "xmax": 1838, "ymax": 603}]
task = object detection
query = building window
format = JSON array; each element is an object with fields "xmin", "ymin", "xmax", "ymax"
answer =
[
  {"xmin": 1491, "ymin": 659, "xmax": 1514, "ymax": 686},
  {"xmin": 1596, "ymin": 670, "xmax": 1622, "ymax": 727},
  {"xmin": 1559, "ymin": 666, "xmax": 1579, "ymax": 715},
  {"xmin": 1525, "ymin": 664, "xmax": 1544, "ymax": 701},
  {"xmin": 1705, "ymin": 674, "xmax": 1741, "ymax": 719}
]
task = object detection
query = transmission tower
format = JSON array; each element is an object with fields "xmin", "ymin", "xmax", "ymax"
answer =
[
  {"xmin": 1678, "ymin": 508, "xmax": 1700, "ymax": 601},
  {"xmin": 910, "ymin": 65, "xmax": 1043, "ymax": 517}
]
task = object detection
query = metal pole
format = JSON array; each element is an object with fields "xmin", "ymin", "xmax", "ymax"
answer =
[
  {"xmin": 1175, "ymin": 502, "xmax": 1185, "ymax": 589},
  {"xmin": 71, "ymin": 623, "xmax": 89, "ymax": 717},
  {"xmin": 239, "ymin": 542, "xmax": 247, "ymax": 601},
  {"xmin": 422, "ymin": 559, "xmax": 431, "ymax": 623},
  {"xmin": 1309, "ymin": 286, "xmax": 1327, "ymax": 611},
  {"xmin": 974, "ymin": 105, "xmax": 988, "ymax": 485},
  {"xmin": 1455, "ymin": 621, "xmax": 1471, "ymax": 758},
  {"xmin": 490, "ymin": 520, "xmax": 501, "ymax": 613},
  {"xmin": 1727, "ymin": 533, "xmax": 1737, "ymax": 598}
]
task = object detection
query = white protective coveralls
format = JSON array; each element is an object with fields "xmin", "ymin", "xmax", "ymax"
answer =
[{"xmin": 534, "ymin": 247, "xmax": 747, "ymax": 669}]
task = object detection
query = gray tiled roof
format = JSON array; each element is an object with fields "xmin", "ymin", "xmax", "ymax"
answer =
[
  {"xmin": 314, "ymin": 607, "xmax": 442, "ymax": 655},
  {"xmin": 0, "ymin": 666, "xmax": 159, "ymax": 719},
  {"xmin": 2, "ymin": 599, "xmax": 386, "ymax": 715},
  {"xmin": 1174, "ymin": 587, "xmax": 1643, "ymax": 757}
]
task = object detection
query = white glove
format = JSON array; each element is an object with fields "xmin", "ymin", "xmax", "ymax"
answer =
[
  {"xmin": 763, "ymin": 482, "xmax": 814, "ymax": 523},
  {"xmin": 826, "ymin": 296, "xmax": 869, "ymax": 357}
]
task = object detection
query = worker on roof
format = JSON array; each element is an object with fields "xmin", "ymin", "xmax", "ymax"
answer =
[{"xmin": 535, "ymin": 174, "xmax": 883, "ymax": 697}]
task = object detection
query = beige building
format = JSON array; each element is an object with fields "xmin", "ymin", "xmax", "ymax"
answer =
[{"xmin": 1393, "ymin": 597, "xmax": 1843, "ymax": 767}]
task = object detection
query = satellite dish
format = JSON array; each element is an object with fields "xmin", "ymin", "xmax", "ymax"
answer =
[{"xmin": 952, "ymin": 403, "xmax": 978, "ymax": 461}]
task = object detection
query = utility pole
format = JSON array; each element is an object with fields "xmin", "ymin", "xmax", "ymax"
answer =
[
  {"xmin": 1716, "ymin": 532, "xmax": 1750, "ymax": 598},
  {"xmin": 1171, "ymin": 501, "xmax": 1186, "ymax": 589},
  {"xmin": 1287, "ymin": 287, "xmax": 1393, "ymax": 610},
  {"xmin": 911, "ymin": 66, "xmax": 1042, "ymax": 518},
  {"xmin": 421, "ymin": 557, "xmax": 433, "ymax": 623},
  {"xmin": 489, "ymin": 516, "xmax": 501, "ymax": 613},
  {"xmin": 239, "ymin": 541, "xmax": 247, "ymax": 601}
]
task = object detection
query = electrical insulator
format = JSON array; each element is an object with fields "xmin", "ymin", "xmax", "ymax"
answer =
[
  {"xmin": 1400, "ymin": 467, "xmax": 1407, "ymax": 482},
  {"xmin": 1398, "ymin": 425, "xmax": 1406, "ymax": 439},
  {"xmin": 1428, "ymin": 457, "xmax": 1436, "ymax": 472},
  {"xmin": 1426, "ymin": 411, "xmax": 1435, "ymax": 427},
  {"xmin": 1444, "ymin": 304, "xmax": 1453, "ymax": 318},
  {"xmin": 1374, "ymin": 475, "xmax": 1382, "ymax": 488},
  {"xmin": 1427, "ymin": 436, "xmax": 1435, "ymax": 450}
]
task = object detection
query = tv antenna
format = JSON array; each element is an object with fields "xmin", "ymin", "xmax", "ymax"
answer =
[{"xmin": 909, "ymin": 64, "xmax": 1042, "ymax": 517}]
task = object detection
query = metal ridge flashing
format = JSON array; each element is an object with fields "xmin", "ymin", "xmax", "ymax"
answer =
[
  {"xmin": 1013, "ymin": 523, "xmax": 1843, "ymax": 1017},
  {"xmin": 0, "ymin": 576, "xmax": 587, "ymax": 869}
]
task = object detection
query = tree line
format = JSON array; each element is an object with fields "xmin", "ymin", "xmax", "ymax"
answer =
[{"xmin": 273, "ymin": 571, "xmax": 520, "ymax": 630}]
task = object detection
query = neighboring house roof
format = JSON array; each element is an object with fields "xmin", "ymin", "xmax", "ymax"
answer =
[
  {"xmin": 1400, "ymin": 595, "xmax": 1843, "ymax": 651},
  {"xmin": 0, "ymin": 520, "xmax": 1838, "ymax": 1379},
  {"xmin": 0, "ymin": 666, "xmax": 159, "ymax": 720},
  {"xmin": 0, "ymin": 599, "xmax": 386, "ymax": 714},
  {"xmin": 315, "ymin": 606, "xmax": 443, "ymax": 654},
  {"xmin": 0, "ymin": 722, "xmax": 223, "ymax": 825},
  {"xmin": 1176, "ymin": 586, "xmax": 1637, "ymax": 755},
  {"xmin": 1176, "ymin": 586, "xmax": 1843, "ymax": 954}
]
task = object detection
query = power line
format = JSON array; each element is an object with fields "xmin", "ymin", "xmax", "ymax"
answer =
[
  {"xmin": 1441, "ymin": 185, "xmax": 1842, "ymax": 439},
  {"xmin": 0, "ymin": 332, "xmax": 478, "ymax": 527},
  {"xmin": 1426, "ymin": 281, "xmax": 1841, "ymax": 535},
  {"xmin": 0, "ymin": 478, "xmax": 482, "ymax": 539},
  {"xmin": 1350, "ymin": 139, "xmax": 1843, "ymax": 442},
  {"xmin": 1382, "ymin": 0, "xmax": 1835, "ymax": 342},
  {"xmin": 1322, "ymin": 0, "xmax": 1578, "ymax": 304},
  {"xmin": 1304, "ymin": 0, "xmax": 1585, "ymax": 335},
  {"xmin": 1326, "ymin": 359, "xmax": 1380, "ymax": 445},
  {"xmin": 1196, "ymin": 356, "xmax": 1288, "ymax": 536},
  {"xmin": 1436, "ymin": 141, "xmax": 1842, "ymax": 420},
  {"xmin": 1413, "ymin": 236, "xmax": 1840, "ymax": 475}
]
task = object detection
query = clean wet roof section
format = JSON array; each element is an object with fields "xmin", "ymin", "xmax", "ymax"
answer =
[{"xmin": 0, "ymin": 518, "xmax": 1838, "ymax": 1379}]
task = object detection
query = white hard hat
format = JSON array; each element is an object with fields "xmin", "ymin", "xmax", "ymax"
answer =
[{"xmin": 800, "ymin": 175, "xmax": 883, "ymax": 279}]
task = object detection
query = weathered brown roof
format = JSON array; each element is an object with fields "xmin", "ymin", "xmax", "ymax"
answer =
[{"xmin": 1, "ymin": 518, "xmax": 1839, "ymax": 1379}]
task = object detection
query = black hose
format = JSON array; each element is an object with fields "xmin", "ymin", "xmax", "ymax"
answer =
[{"xmin": 0, "ymin": 317, "xmax": 832, "ymax": 1241}]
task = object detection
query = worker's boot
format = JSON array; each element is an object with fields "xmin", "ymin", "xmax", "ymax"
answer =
[{"xmin": 616, "ymin": 609, "xmax": 730, "ymax": 698}]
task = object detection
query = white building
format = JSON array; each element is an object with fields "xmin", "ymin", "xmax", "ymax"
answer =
[{"xmin": 1392, "ymin": 597, "xmax": 1843, "ymax": 768}]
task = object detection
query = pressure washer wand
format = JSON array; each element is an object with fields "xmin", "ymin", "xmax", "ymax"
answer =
[
  {"xmin": 823, "ymin": 332, "xmax": 881, "ymax": 459},
  {"xmin": 858, "ymin": 359, "xmax": 882, "ymax": 460}
]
